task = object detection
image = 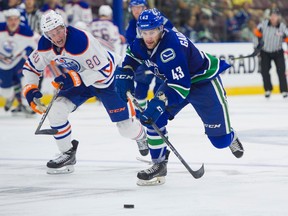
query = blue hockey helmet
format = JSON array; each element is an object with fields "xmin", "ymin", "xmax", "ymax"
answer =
[
  {"xmin": 129, "ymin": 0, "xmax": 148, "ymax": 7},
  {"xmin": 137, "ymin": 8, "xmax": 164, "ymax": 31}
]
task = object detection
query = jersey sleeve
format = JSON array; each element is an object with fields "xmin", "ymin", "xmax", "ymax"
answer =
[{"xmin": 22, "ymin": 49, "xmax": 48, "ymax": 85}]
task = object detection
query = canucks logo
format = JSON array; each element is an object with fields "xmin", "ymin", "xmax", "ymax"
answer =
[
  {"xmin": 54, "ymin": 57, "xmax": 81, "ymax": 72},
  {"xmin": 160, "ymin": 48, "xmax": 175, "ymax": 63}
]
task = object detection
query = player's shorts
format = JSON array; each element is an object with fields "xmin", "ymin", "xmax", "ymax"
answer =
[
  {"xmin": 58, "ymin": 80, "xmax": 134, "ymax": 122},
  {"xmin": 0, "ymin": 59, "xmax": 25, "ymax": 88},
  {"xmin": 151, "ymin": 76, "xmax": 232, "ymax": 137}
]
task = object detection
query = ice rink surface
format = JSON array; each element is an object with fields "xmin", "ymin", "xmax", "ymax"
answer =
[{"xmin": 0, "ymin": 94, "xmax": 288, "ymax": 216}]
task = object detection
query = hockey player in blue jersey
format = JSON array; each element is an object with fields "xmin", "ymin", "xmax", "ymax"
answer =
[
  {"xmin": 0, "ymin": 8, "xmax": 37, "ymax": 116},
  {"xmin": 21, "ymin": 10, "xmax": 148, "ymax": 174},
  {"xmin": 125, "ymin": 0, "xmax": 175, "ymax": 111},
  {"xmin": 115, "ymin": 8, "xmax": 244, "ymax": 186}
]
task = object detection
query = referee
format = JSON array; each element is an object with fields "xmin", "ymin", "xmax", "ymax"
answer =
[{"xmin": 254, "ymin": 8, "xmax": 288, "ymax": 98}]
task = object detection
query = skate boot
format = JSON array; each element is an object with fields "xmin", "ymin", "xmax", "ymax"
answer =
[
  {"xmin": 47, "ymin": 140, "xmax": 79, "ymax": 174},
  {"xmin": 229, "ymin": 133, "xmax": 244, "ymax": 158},
  {"xmin": 264, "ymin": 91, "xmax": 271, "ymax": 98},
  {"xmin": 4, "ymin": 98, "xmax": 14, "ymax": 111},
  {"xmin": 136, "ymin": 135, "xmax": 149, "ymax": 156},
  {"xmin": 137, "ymin": 150, "xmax": 169, "ymax": 186},
  {"xmin": 11, "ymin": 104, "xmax": 35, "ymax": 117}
]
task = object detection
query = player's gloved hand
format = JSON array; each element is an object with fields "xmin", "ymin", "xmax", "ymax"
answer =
[
  {"xmin": 139, "ymin": 97, "xmax": 165, "ymax": 126},
  {"xmin": 114, "ymin": 67, "xmax": 135, "ymax": 101},
  {"xmin": 23, "ymin": 84, "xmax": 46, "ymax": 114},
  {"xmin": 52, "ymin": 70, "xmax": 82, "ymax": 90}
]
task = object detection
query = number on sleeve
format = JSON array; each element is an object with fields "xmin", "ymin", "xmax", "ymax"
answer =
[{"xmin": 171, "ymin": 66, "xmax": 184, "ymax": 80}]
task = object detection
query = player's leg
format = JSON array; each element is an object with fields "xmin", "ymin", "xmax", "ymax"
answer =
[
  {"xmin": 188, "ymin": 76, "xmax": 244, "ymax": 158},
  {"xmin": 136, "ymin": 97, "xmax": 188, "ymax": 186},
  {"xmin": 0, "ymin": 67, "xmax": 15, "ymax": 112},
  {"xmin": 95, "ymin": 84, "xmax": 148, "ymax": 156},
  {"xmin": 46, "ymin": 87, "xmax": 91, "ymax": 174},
  {"xmin": 260, "ymin": 51, "xmax": 273, "ymax": 98},
  {"xmin": 10, "ymin": 59, "xmax": 34, "ymax": 116},
  {"xmin": 273, "ymin": 51, "xmax": 288, "ymax": 97}
]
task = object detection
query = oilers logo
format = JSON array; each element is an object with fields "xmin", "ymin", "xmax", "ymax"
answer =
[
  {"xmin": 54, "ymin": 57, "xmax": 81, "ymax": 72},
  {"xmin": 2, "ymin": 40, "xmax": 16, "ymax": 55}
]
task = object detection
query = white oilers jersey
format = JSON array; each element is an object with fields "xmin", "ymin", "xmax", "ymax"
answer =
[
  {"xmin": 65, "ymin": 1, "xmax": 92, "ymax": 25},
  {"xmin": 23, "ymin": 26, "xmax": 121, "ymax": 89},
  {"xmin": 0, "ymin": 23, "xmax": 36, "ymax": 70},
  {"xmin": 89, "ymin": 19, "xmax": 122, "ymax": 54}
]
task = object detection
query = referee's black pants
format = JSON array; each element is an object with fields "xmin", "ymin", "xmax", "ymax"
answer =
[{"xmin": 260, "ymin": 49, "xmax": 288, "ymax": 93}]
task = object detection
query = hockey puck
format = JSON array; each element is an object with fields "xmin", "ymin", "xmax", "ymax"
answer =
[{"xmin": 124, "ymin": 204, "xmax": 134, "ymax": 209}]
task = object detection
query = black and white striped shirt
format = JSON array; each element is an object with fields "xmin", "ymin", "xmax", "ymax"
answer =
[
  {"xmin": 256, "ymin": 19, "xmax": 288, "ymax": 53},
  {"xmin": 26, "ymin": 9, "xmax": 42, "ymax": 34}
]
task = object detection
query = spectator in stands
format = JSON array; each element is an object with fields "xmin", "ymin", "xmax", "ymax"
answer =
[
  {"xmin": 155, "ymin": 0, "xmax": 178, "ymax": 26},
  {"xmin": 232, "ymin": 0, "xmax": 253, "ymax": 8},
  {"xmin": 179, "ymin": 15, "xmax": 198, "ymax": 42},
  {"xmin": 195, "ymin": 13, "xmax": 216, "ymax": 42},
  {"xmin": 225, "ymin": 10, "xmax": 242, "ymax": 41},
  {"xmin": 234, "ymin": 2, "xmax": 252, "ymax": 30},
  {"xmin": 254, "ymin": 8, "xmax": 288, "ymax": 98},
  {"xmin": 241, "ymin": 18, "xmax": 257, "ymax": 42},
  {"xmin": 178, "ymin": 0, "xmax": 194, "ymax": 26}
]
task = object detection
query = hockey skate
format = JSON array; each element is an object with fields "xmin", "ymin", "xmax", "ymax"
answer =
[
  {"xmin": 4, "ymin": 98, "xmax": 14, "ymax": 111},
  {"xmin": 229, "ymin": 133, "xmax": 244, "ymax": 158},
  {"xmin": 136, "ymin": 135, "xmax": 149, "ymax": 156},
  {"xmin": 137, "ymin": 150, "xmax": 170, "ymax": 186},
  {"xmin": 11, "ymin": 104, "xmax": 35, "ymax": 118},
  {"xmin": 47, "ymin": 140, "xmax": 79, "ymax": 174}
]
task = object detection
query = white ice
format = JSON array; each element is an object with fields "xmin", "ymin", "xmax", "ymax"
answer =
[{"xmin": 0, "ymin": 95, "xmax": 288, "ymax": 216}]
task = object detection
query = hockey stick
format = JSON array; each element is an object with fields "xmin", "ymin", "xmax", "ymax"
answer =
[
  {"xmin": 230, "ymin": 41, "xmax": 264, "ymax": 60},
  {"xmin": 35, "ymin": 62, "xmax": 64, "ymax": 135},
  {"xmin": 127, "ymin": 92, "xmax": 205, "ymax": 179},
  {"xmin": 34, "ymin": 86, "xmax": 61, "ymax": 135}
]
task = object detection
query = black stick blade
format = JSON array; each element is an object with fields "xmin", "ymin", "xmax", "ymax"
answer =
[
  {"xmin": 35, "ymin": 129, "xmax": 58, "ymax": 135},
  {"xmin": 192, "ymin": 163, "xmax": 205, "ymax": 179}
]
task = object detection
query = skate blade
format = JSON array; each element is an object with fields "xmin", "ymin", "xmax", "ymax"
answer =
[
  {"xmin": 137, "ymin": 176, "xmax": 166, "ymax": 186},
  {"xmin": 136, "ymin": 157, "xmax": 153, "ymax": 165},
  {"xmin": 47, "ymin": 165, "xmax": 75, "ymax": 175},
  {"xmin": 11, "ymin": 112, "xmax": 35, "ymax": 118}
]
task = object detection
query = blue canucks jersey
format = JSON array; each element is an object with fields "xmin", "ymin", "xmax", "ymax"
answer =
[{"xmin": 122, "ymin": 28, "xmax": 230, "ymax": 106}]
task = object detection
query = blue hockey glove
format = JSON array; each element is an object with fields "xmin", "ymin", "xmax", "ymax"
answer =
[
  {"xmin": 114, "ymin": 67, "xmax": 135, "ymax": 101},
  {"xmin": 139, "ymin": 97, "xmax": 165, "ymax": 126},
  {"xmin": 52, "ymin": 70, "xmax": 82, "ymax": 90},
  {"xmin": 23, "ymin": 84, "xmax": 46, "ymax": 114}
]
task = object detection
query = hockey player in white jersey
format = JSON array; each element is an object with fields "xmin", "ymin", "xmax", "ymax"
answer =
[
  {"xmin": 89, "ymin": 5, "xmax": 125, "ymax": 55},
  {"xmin": 0, "ymin": 8, "xmax": 37, "ymax": 115},
  {"xmin": 65, "ymin": 0, "xmax": 93, "ymax": 26},
  {"xmin": 22, "ymin": 10, "xmax": 148, "ymax": 174}
]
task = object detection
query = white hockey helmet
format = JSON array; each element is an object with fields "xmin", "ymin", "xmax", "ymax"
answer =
[
  {"xmin": 41, "ymin": 10, "xmax": 65, "ymax": 33},
  {"xmin": 4, "ymin": 8, "xmax": 21, "ymax": 18},
  {"xmin": 99, "ymin": 5, "xmax": 112, "ymax": 17}
]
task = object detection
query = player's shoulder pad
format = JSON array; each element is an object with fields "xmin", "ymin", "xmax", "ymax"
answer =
[
  {"xmin": 159, "ymin": 30, "xmax": 178, "ymax": 63},
  {"xmin": 0, "ymin": 23, "xmax": 6, "ymax": 31},
  {"xmin": 65, "ymin": 26, "xmax": 88, "ymax": 55},
  {"xmin": 18, "ymin": 25, "xmax": 34, "ymax": 37},
  {"xmin": 38, "ymin": 35, "xmax": 52, "ymax": 51},
  {"xmin": 78, "ymin": 1, "xmax": 89, "ymax": 9}
]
